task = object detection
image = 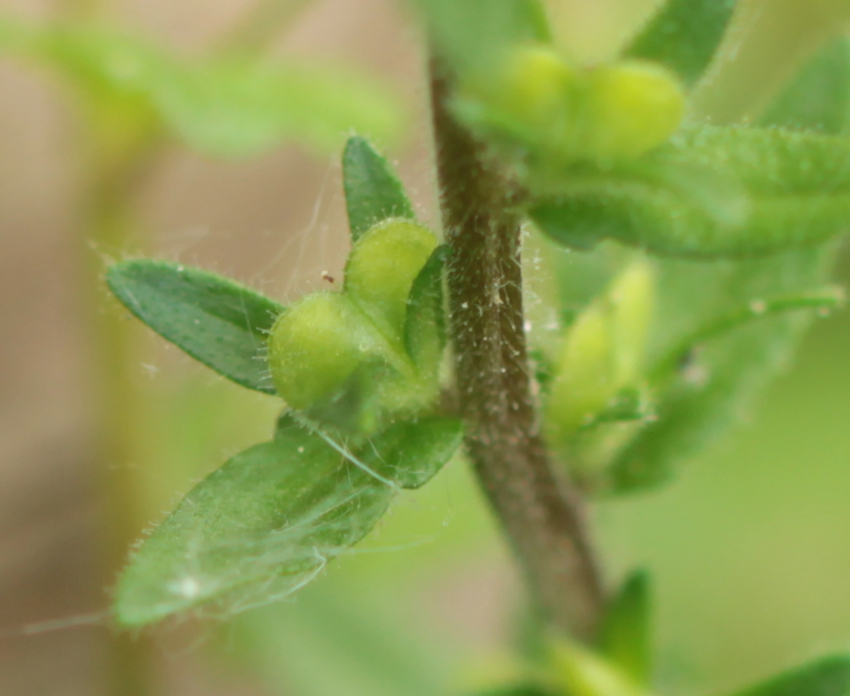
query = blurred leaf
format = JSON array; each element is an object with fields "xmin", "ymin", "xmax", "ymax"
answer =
[
  {"xmin": 363, "ymin": 416, "xmax": 463, "ymax": 489},
  {"xmin": 625, "ymin": 0, "xmax": 737, "ymax": 86},
  {"xmin": 760, "ymin": 37, "xmax": 850, "ymax": 134},
  {"xmin": 107, "ymin": 259, "xmax": 283, "ymax": 394},
  {"xmin": 160, "ymin": 59, "xmax": 401, "ymax": 158},
  {"xmin": 0, "ymin": 17, "xmax": 401, "ymax": 157},
  {"xmin": 531, "ymin": 126, "xmax": 850, "ymax": 259},
  {"xmin": 725, "ymin": 655, "xmax": 850, "ymax": 696},
  {"xmin": 598, "ymin": 571, "xmax": 652, "ymax": 686},
  {"xmin": 114, "ymin": 414, "xmax": 395, "ymax": 627},
  {"xmin": 404, "ymin": 246, "xmax": 448, "ymax": 376},
  {"xmin": 608, "ymin": 246, "xmax": 837, "ymax": 493},
  {"xmin": 343, "ymin": 135, "xmax": 415, "ymax": 242}
]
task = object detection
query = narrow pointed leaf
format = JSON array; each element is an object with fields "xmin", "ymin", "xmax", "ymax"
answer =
[
  {"xmin": 363, "ymin": 416, "xmax": 463, "ymax": 489},
  {"xmin": 531, "ymin": 126, "xmax": 850, "ymax": 260},
  {"xmin": 106, "ymin": 259, "xmax": 283, "ymax": 393},
  {"xmin": 726, "ymin": 655, "xmax": 850, "ymax": 696},
  {"xmin": 598, "ymin": 571, "xmax": 652, "ymax": 686},
  {"xmin": 343, "ymin": 136, "xmax": 414, "ymax": 242},
  {"xmin": 404, "ymin": 245, "xmax": 448, "ymax": 374},
  {"xmin": 625, "ymin": 0, "xmax": 738, "ymax": 86},
  {"xmin": 114, "ymin": 415, "xmax": 395, "ymax": 627}
]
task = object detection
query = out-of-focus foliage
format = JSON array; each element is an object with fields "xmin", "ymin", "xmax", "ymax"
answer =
[{"xmin": 0, "ymin": 15, "xmax": 402, "ymax": 158}]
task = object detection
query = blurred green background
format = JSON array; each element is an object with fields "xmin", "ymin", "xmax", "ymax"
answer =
[{"xmin": 2, "ymin": 0, "xmax": 850, "ymax": 694}]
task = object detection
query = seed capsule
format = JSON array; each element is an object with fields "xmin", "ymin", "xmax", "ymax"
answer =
[
  {"xmin": 344, "ymin": 218, "xmax": 438, "ymax": 337},
  {"xmin": 268, "ymin": 292, "xmax": 378, "ymax": 410}
]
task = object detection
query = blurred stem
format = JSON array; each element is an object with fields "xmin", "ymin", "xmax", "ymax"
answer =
[
  {"xmin": 78, "ymin": 115, "xmax": 161, "ymax": 696},
  {"xmin": 429, "ymin": 61, "xmax": 605, "ymax": 642}
]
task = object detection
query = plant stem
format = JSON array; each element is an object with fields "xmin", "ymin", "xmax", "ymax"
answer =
[
  {"xmin": 78, "ymin": 124, "xmax": 161, "ymax": 696},
  {"xmin": 429, "ymin": 64, "xmax": 605, "ymax": 642}
]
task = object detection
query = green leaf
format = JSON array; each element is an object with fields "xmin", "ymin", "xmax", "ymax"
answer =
[
  {"xmin": 725, "ymin": 655, "xmax": 850, "ymax": 696},
  {"xmin": 0, "ymin": 18, "xmax": 401, "ymax": 158},
  {"xmin": 343, "ymin": 136, "xmax": 415, "ymax": 242},
  {"xmin": 598, "ymin": 571, "xmax": 652, "ymax": 686},
  {"xmin": 114, "ymin": 415, "xmax": 395, "ymax": 627},
  {"xmin": 625, "ymin": 0, "xmax": 737, "ymax": 87},
  {"xmin": 363, "ymin": 416, "xmax": 463, "ymax": 489},
  {"xmin": 106, "ymin": 259, "xmax": 283, "ymax": 394},
  {"xmin": 531, "ymin": 126, "xmax": 850, "ymax": 260},
  {"xmin": 760, "ymin": 37, "xmax": 850, "ymax": 134},
  {"xmin": 404, "ymin": 245, "xmax": 448, "ymax": 375},
  {"xmin": 608, "ymin": 246, "xmax": 837, "ymax": 493}
]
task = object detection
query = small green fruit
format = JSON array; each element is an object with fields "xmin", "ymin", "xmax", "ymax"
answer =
[
  {"xmin": 344, "ymin": 218, "xmax": 438, "ymax": 336},
  {"xmin": 579, "ymin": 60, "xmax": 685, "ymax": 161},
  {"xmin": 268, "ymin": 292, "xmax": 379, "ymax": 410}
]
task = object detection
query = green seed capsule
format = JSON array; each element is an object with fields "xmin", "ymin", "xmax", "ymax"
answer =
[
  {"xmin": 579, "ymin": 60, "xmax": 685, "ymax": 161},
  {"xmin": 344, "ymin": 218, "xmax": 438, "ymax": 337},
  {"xmin": 268, "ymin": 292, "xmax": 379, "ymax": 410}
]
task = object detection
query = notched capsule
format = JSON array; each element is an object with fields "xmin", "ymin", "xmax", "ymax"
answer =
[
  {"xmin": 344, "ymin": 218, "xmax": 438, "ymax": 336},
  {"xmin": 268, "ymin": 293, "xmax": 378, "ymax": 411}
]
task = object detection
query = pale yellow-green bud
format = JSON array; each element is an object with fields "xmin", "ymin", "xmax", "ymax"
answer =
[
  {"xmin": 546, "ymin": 258, "xmax": 656, "ymax": 437},
  {"xmin": 579, "ymin": 60, "xmax": 685, "ymax": 161}
]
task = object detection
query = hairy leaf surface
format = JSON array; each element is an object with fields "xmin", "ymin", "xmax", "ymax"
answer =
[
  {"xmin": 531, "ymin": 126, "xmax": 850, "ymax": 259},
  {"xmin": 114, "ymin": 415, "xmax": 394, "ymax": 626},
  {"xmin": 363, "ymin": 416, "xmax": 463, "ymax": 490},
  {"xmin": 107, "ymin": 260, "xmax": 283, "ymax": 393},
  {"xmin": 114, "ymin": 414, "xmax": 462, "ymax": 626}
]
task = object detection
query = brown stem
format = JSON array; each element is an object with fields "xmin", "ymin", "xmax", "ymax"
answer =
[{"xmin": 429, "ymin": 64, "xmax": 605, "ymax": 642}]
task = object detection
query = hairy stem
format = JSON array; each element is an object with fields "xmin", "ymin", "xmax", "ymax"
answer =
[{"xmin": 429, "ymin": 65, "xmax": 605, "ymax": 641}]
